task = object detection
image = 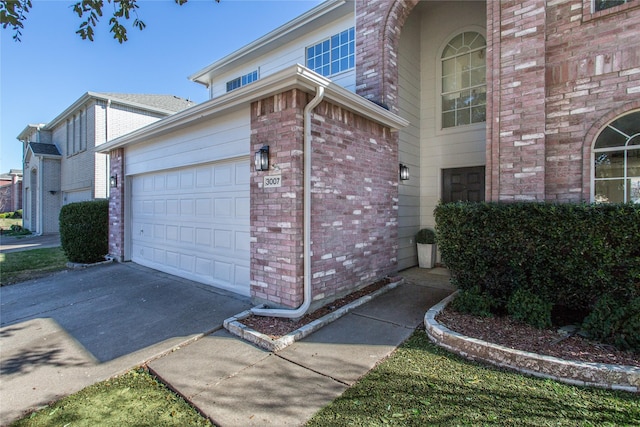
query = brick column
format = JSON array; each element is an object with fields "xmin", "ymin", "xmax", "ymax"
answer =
[
  {"xmin": 356, "ymin": 0, "xmax": 418, "ymax": 113},
  {"xmin": 487, "ymin": 0, "xmax": 547, "ymax": 201},
  {"xmin": 250, "ymin": 90, "xmax": 307, "ymax": 309},
  {"xmin": 108, "ymin": 148, "xmax": 125, "ymax": 261}
]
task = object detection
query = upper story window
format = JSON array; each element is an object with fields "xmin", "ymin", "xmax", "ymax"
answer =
[
  {"xmin": 593, "ymin": 110, "xmax": 640, "ymax": 203},
  {"xmin": 306, "ymin": 27, "xmax": 355, "ymax": 77},
  {"xmin": 594, "ymin": 0, "xmax": 632, "ymax": 11},
  {"xmin": 226, "ymin": 69, "xmax": 259, "ymax": 93},
  {"xmin": 441, "ymin": 32, "xmax": 486, "ymax": 129},
  {"xmin": 66, "ymin": 110, "xmax": 86, "ymax": 156}
]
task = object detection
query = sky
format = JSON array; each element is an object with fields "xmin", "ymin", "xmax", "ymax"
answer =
[{"xmin": 0, "ymin": 0, "xmax": 323, "ymax": 172}]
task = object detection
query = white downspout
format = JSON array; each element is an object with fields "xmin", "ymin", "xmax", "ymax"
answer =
[{"xmin": 251, "ymin": 85, "xmax": 325, "ymax": 319}]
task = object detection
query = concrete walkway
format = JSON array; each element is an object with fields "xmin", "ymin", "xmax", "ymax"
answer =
[{"xmin": 0, "ymin": 264, "xmax": 453, "ymax": 426}]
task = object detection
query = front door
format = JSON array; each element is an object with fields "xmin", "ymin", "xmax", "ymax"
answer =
[{"xmin": 442, "ymin": 166, "xmax": 485, "ymax": 203}]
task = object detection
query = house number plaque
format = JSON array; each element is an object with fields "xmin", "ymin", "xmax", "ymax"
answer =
[{"xmin": 263, "ymin": 175, "xmax": 282, "ymax": 188}]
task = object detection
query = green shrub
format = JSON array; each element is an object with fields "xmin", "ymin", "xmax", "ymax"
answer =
[
  {"xmin": 415, "ymin": 228, "xmax": 436, "ymax": 244},
  {"xmin": 12, "ymin": 209, "xmax": 22, "ymax": 219},
  {"xmin": 435, "ymin": 201, "xmax": 640, "ymax": 350},
  {"xmin": 507, "ymin": 288, "xmax": 552, "ymax": 329},
  {"xmin": 582, "ymin": 295, "xmax": 640, "ymax": 352},
  {"xmin": 59, "ymin": 200, "xmax": 109, "ymax": 264},
  {"xmin": 450, "ymin": 286, "xmax": 496, "ymax": 317}
]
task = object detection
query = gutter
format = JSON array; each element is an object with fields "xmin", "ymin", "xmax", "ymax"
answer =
[{"xmin": 251, "ymin": 85, "xmax": 326, "ymax": 319}]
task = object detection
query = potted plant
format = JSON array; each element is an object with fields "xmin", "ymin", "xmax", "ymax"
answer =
[{"xmin": 415, "ymin": 228, "xmax": 436, "ymax": 269}]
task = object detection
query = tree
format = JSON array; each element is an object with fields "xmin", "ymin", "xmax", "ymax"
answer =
[{"xmin": 1, "ymin": 0, "xmax": 218, "ymax": 43}]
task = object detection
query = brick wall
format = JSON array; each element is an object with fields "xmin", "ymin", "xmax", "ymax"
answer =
[
  {"xmin": 250, "ymin": 89, "xmax": 399, "ymax": 310},
  {"xmin": 108, "ymin": 148, "xmax": 125, "ymax": 261},
  {"xmin": 355, "ymin": 0, "xmax": 419, "ymax": 113},
  {"xmin": 545, "ymin": 0, "xmax": 640, "ymax": 201}
]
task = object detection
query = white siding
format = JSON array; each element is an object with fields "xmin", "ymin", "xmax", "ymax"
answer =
[
  {"xmin": 125, "ymin": 108, "xmax": 251, "ymax": 176},
  {"xmin": 397, "ymin": 11, "xmax": 422, "ymax": 271},
  {"xmin": 209, "ymin": 14, "xmax": 356, "ymax": 98},
  {"xmin": 419, "ymin": 1, "xmax": 486, "ymax": 229}
]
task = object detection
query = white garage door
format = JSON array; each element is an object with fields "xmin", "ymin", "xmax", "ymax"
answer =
[{"xmin": 130, "ymin": 159, "xmax": 250, "ymax": 296}]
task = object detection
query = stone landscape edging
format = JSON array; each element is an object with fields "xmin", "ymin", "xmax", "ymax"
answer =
[
  {"xmin": 424, "ymin": 292, "xmax": 639, "ymax": 393},
  {"xmin": 224, "ymin": 277, "xmax": 404, "ymax": 352}
]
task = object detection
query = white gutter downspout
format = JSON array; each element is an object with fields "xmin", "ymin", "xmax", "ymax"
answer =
[{"xmin": 251, "ymin": 85, "xmax": 325, "ymax": 319}]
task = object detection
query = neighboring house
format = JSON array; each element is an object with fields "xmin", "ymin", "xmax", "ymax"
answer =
[
  {"xmin": 17, "ymin": 93, "xmax": 194, "ymax": 234},
  {"xmin": 0, "ymin": 169, "xmax": 23, "ymax": 213},
  {"xmin": 99, "ymin": 0, "xmax": 640, "ymax": 313}
]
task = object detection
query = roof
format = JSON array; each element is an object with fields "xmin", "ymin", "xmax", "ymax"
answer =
[
  {"xmin": 94, "ymin": 93, "xmax": 195, "ymax": 113},
  {"xmin": 99, "ymin": 65, "xmax": 409, "ymax": 153},
  {"xmin": 44, "ymin": 92, "xmax": 196, "ymax": 130},
  {"xmin": 189, "ymin": 0, "xmax": 352, "ymax": 86},
  {"xmin": 29, "ymin": 143, "xmax": 61, "ymax": 156}
]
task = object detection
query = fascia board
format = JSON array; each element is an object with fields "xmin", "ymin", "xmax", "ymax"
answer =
[
  {"xmin": 99, "ymin": 65, "xmax": 408, "ymax": 153},
  {"xmin": 188, "ymin": 0, "xmax": 349, "ymax": 85}
]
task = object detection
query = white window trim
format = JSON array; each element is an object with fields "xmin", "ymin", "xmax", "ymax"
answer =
[{"xmin": 435, "ymin": 26, "xmax": 487, "ymax": 136}]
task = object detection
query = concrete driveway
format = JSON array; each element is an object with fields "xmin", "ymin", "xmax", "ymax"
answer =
[{"xmin": 0, "ymin": 262, "xmax": 252, "ymax": 424}]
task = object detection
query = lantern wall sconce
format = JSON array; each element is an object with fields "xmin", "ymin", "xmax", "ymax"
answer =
[
  {"xmin": 110, "ymin": 175, "xmax": 118, "ymax": 188},
  {"xmin": 399, "ymin": 163, "xmax": 410, "ymax": 181},
  {"xmin": 255, "ymin": 145, "xmax": 270, "ymax": 171}
]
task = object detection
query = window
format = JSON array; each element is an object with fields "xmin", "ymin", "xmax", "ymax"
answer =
[
  {"xmin": 226, "ymin": 69, "xmax": 259, "ymax": 92},
  {"xmin": 441, "ymin": 32, "xmax": 486, "ymax": 129},
  {"xmin": 594, "ymin": 0, "xmax": 632, "ymax": 12},
  {"xmin": 593, "ymin": 111, "xmax": 640, "ymax": 203},
  {"xmin": 66, "ymin": 110, "xmax": 86, "ymax": 156},
  {"xmin": 306, "ymin": 27, "xmax": 355, "ymax": 77}
]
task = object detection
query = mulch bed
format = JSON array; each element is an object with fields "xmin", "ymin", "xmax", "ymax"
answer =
[
  {"xmin": 240, "ymin": 278, "xmax": 390, "ymax": 339},
  {"xmin": 436, "ymin": 306, "xmax": 639, "ymax": 368}
]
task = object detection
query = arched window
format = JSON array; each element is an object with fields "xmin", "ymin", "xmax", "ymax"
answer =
[
  {"xmin": 441, "ymin": 32, "xmax": 486, "ymax": 129},
  {"xmin": 593, "ymin": 110, "xmax": 640, "ymax": 203}
]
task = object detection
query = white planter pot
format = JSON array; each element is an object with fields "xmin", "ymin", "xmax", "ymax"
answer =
[{"xmin": 417, "ymin": 243, "xmax": 436, "ymax": 269}]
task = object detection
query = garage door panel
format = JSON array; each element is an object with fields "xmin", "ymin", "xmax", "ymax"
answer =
[{"xmin": 131, "ymin": 159, "xmax": 250, "ymax": 296}]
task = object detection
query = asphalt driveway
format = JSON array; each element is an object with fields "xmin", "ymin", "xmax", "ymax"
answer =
[{"xmin": 0, "ymin": 262, "xmax": 252, "ymax": 424}]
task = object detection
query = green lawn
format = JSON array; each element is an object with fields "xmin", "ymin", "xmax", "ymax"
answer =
[
  {"xmin": 0, "ymin": 247, "xmax": 68, "ymax": 285},
  {"xmin": 307, "ymin": 330, "xmax": 640, "ymax": 426},
  {"xmin": 11, "ymin": 330, "xmax": 639, "ymax": 426},
  {"xmin": 10, "ymin": 369, "xmax": 213, "ymax": 427}
]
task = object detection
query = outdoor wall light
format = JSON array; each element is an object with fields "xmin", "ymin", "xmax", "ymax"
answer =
[
  {"xmin": 255, "ymin": 145, "xmax": 270, "ymax": 172},
  {"xmin": 110, "ymin": 175, "xmax": 118, "ymax": 188},
  {"xmin": 399, "ymin": 163, "xmax": 410, "ymax": 181}
]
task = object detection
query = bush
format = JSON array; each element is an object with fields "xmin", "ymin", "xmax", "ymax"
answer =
[
  {"xmin": 435, "ymin": 202, "xmax": 640, "ymax": 347},
  {"xmin": 582, "ymin": 295, "xmax": 640, "ymax": 352},
  {"xmin": 12, "ymin": 209, "xmax": 22, "ymax": 219},
  {"xmin": 59, "ymin": 200, "xmax": 109, "ymax": 264},
  {"xmin": 415, "ymin": 228, "xmax": 436, "ymax": 244},
  {"xmin": 450, "ymin": 286, "xmax": 496, "ymax": 317},
  {"xmin": 507, "ymin": 288, "xmax": 552, "ymax": 329}
]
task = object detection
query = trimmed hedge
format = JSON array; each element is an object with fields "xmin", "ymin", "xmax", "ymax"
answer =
[
  {"xmin": 434, "ymin": 202, "xmax": 640, "ymax": 351},
  {"xmin": 59, "ymin": 200, "xmax": 109, "ymax": 264}
]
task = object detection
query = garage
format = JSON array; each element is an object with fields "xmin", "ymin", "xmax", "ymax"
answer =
[{"xmin": 130, "ymin": 159, "xmax": 251, "ymax": 296}]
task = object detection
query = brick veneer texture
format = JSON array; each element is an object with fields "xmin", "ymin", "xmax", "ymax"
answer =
[
  {"xmin": 250, "ymin": 89, "xmax": 399, "ymax": 310},
  {"xmin": 108, "ymin": 148, "xmax": 125, "ymax": 261}
]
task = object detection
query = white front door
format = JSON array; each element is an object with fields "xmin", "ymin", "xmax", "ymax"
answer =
[{"xmin": 130, "ymin": 159, "xmax": 250, "ymax": 296}]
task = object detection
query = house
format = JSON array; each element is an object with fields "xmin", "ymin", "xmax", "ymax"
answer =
[
  {"xmin": 17, "ymin": 93, "xmax": 194, "ymax": 235},
  {"xmin": 0, "ymin": 169, "xmax": 23, "ymax": 213},
  {"xmin": 99, "ymin": 0, "xmax": 640, "ymax": 314}
]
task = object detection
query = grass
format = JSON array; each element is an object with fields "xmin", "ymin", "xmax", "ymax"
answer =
[
  {"xmin": 10, "ymin": 331, "xmax": 639, "ymax": 427},
  {"xmin": 307, "ymin": 330, "xmax": 640, "ymax": 426},
  {"xmin": 10, "ymin": 369, "xmax": 213, "ymax": 427},
  {"xmin": 0, "ymin": 247, "xmax": 68, "ymax": 285},
  {"xmin": 0, "ymin": 217, "xmax": 30, "ymax": 236}
]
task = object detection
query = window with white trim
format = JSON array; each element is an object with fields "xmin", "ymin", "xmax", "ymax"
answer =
[
  {"xmin": 306, "ymin": 27, "xmax": 355, "ymax": 77},
  {"xmin": 593, "ymin": 110, "xmax": 640, "ymax": 203},
  {"xmin": 441, "ymin": 32, "xmax": 486, "ymax": 129},
  {"xmin": 594, "ymin": 0, "xmax": 632, "ymax": 12},
  {"xmin": 226, "ymin": 69, "xmax": 259, "ymax": 92}
]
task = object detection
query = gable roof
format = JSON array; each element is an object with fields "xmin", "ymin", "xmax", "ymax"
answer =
[
  {"xmin": 28, "ymin": 143, "xmax": 61, "ymax": 157},
  {"xmin": 189, "ymin": 0, "xmax": 352, "ymax": 86},
  {"xmin": 44, "ymin": 92, "xmax": 195, "ymax": 130}
]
